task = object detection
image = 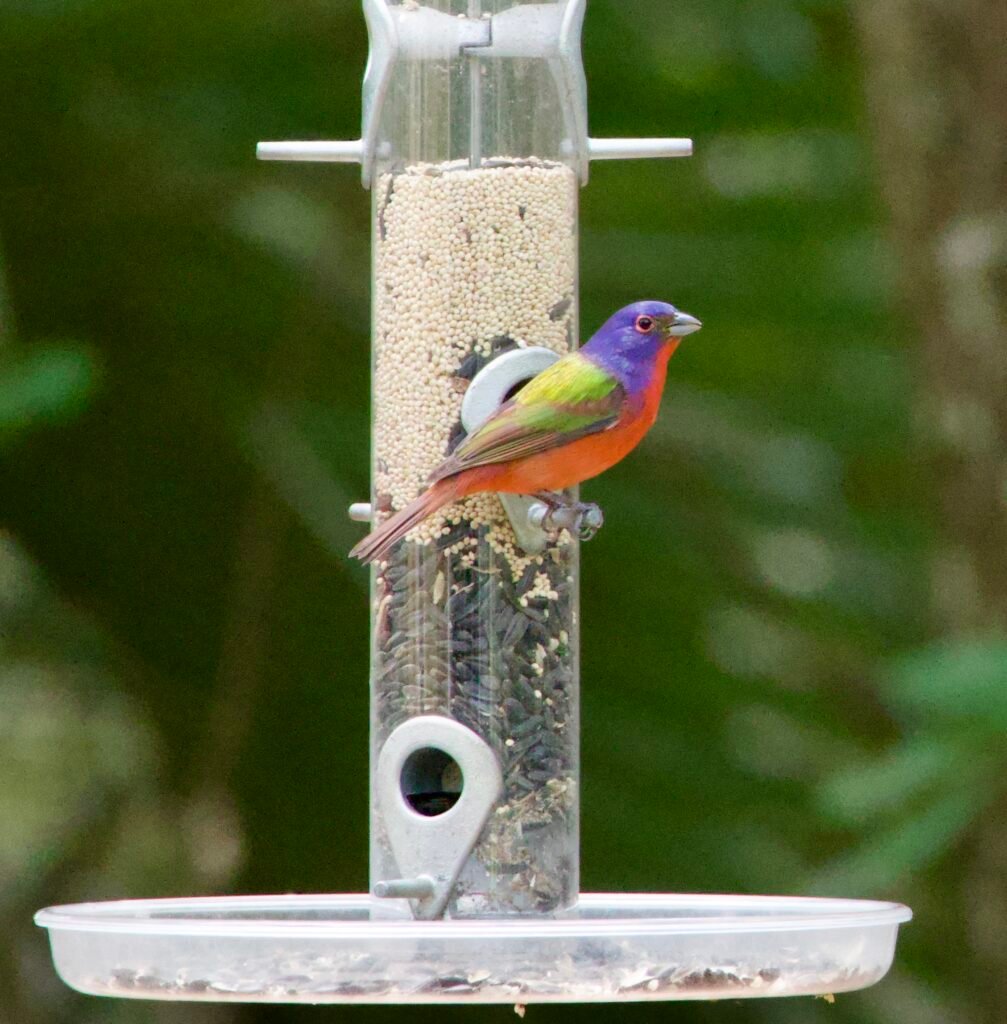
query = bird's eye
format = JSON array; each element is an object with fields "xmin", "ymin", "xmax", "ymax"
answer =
[{"xmin": 635, "ymin": 315, "xmax": 655, "ymax": 333}]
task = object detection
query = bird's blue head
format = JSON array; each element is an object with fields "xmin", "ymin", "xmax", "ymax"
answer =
[{"xmin": 581, "ymin": 301, "xmax": 702, "ymax": 394}]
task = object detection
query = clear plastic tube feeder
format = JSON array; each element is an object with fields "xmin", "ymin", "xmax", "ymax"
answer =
[{"xmin": 35, "ymin": 0, "xmax": 911, "ymax": 1006}]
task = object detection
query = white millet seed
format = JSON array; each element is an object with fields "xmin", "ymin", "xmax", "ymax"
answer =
[{"xmin": 373, "ymin": 162, "xmax": 577, "ymax": 576}]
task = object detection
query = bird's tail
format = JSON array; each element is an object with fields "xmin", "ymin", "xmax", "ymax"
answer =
[{"xmin": 350, "ymin": 477, "xmax": 464, "ymax": 564}]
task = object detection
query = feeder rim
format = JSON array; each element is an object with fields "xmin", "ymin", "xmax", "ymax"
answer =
[{"xmin": 35, "ymin": 893, "xmax": 912, "ymax": 939}]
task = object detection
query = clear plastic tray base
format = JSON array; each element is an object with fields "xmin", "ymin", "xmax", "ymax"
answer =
[{"xmin": 36, "ymin": 893, "xmax": 911, "ymax": 1005}]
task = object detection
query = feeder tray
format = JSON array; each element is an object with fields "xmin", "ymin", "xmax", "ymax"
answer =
[
  {"xmin": 36, "ymin": 0, "xmax": 910, "ymax": 1005},
  {"xmin": 37, "ymin": 894, "xmax": 910, "ymax": 1004}
]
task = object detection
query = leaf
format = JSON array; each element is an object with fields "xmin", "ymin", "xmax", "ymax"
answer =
[
  {"xmin": 0, "ymin": 343, "xmax": 99, "ymax": 441},
  {"xmin": 817, "ymin": 736, "xmax": 964, "ymax": 826},
  {"xmin": 883, "ymin": 640, "xmax": 1007, "ymax": 730},
  {"xmin": 239, "ymin": 400, "xmax": 363, "ymax": 564},
  {"xmin": 809, "ymin": 770, "xmax": 995, "ymax": 894}
]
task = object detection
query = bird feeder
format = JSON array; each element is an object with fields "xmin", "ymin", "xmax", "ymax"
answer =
[{"xmin": 35, "ymin": 0, "xmax": 910, "ymax": 1005}]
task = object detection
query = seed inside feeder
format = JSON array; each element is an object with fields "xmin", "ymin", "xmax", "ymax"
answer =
[{"xmin": 371, "ymin": 160, "xmax": 580, "ymax": 915}]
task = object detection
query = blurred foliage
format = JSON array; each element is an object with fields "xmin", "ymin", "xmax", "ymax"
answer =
[
  {"xmin": 0, "ymin": 1, "xmax": 1003, "ymax": 1024},
  {"xmin": 0, "ymin": 343, "xmax": 97, "ymax": 440}
]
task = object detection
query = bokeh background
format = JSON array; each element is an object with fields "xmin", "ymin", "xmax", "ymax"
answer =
[{"xmin": 1, "ymin": 0, "xmax": 1004, "ymax": 1022}]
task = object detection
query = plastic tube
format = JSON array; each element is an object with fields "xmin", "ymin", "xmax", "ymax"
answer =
[{"xmin": 369, "ymin": 0, "xmax": 581, "ymax": 917}]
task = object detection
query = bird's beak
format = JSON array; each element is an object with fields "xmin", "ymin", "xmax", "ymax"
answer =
[{"xmin": 667, "ymin": 311, "xmax": 703, "ymax": 337}]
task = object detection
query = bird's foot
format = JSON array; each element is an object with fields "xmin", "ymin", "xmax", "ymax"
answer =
[
  {"xmin": 529, "ymin": 494, "xmax": 605, "ymax": 542},
  {"xmin": 571, "ymin": 502, "xmax": 605, "ymax": 541}
]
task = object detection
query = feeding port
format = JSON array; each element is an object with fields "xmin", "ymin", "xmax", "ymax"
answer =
[{"xmin": 34, "ymin": 0, "xmax": 911, "ymax": 1006}]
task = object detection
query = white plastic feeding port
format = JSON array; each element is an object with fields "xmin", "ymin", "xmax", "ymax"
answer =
[
  {"xmin": 35, "ymin": 0, "xmax": 912, "ymax": 1006},
  {"xmin": 459, "ymin": 347, "xmax": 561, "ymax": 434},
  {"xmin": 374, "ymin": 716, "xmax": 504, "ymax": 919}
]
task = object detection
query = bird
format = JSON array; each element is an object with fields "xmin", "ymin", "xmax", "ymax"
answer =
[{"xmin": 351, "ymin": 300, "xmax": 702, "ymax": 563}]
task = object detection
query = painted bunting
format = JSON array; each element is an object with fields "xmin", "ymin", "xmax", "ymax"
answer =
[{"xmin": 351, "ymin": 300, "xmax": 702, "ymax": 563}]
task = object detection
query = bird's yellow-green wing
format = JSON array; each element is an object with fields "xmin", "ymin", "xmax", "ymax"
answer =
[{"xmin": 431, "ymin": 351, "xmax": 625, "ymax": 480}]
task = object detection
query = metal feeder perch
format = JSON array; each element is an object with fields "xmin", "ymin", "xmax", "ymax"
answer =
[{"xmin": 35, "ymin": 0, "xmax": 910, "ymax": 1005}]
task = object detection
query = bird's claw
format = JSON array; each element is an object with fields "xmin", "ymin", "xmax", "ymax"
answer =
[
  {"xmin": 575, "ymin": 503, "xmax": 604, "ymax": 541},
  {"xmin": 528, "ymin": 499, "xmax": 605, "ymax": 542}
]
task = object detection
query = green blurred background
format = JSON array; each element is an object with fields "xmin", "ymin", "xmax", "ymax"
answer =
[{"xmin": 1, "ymin": 0, "xmax": 1004, "ymax": 1022}]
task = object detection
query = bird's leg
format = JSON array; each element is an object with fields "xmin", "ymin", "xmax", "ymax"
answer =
[
  {"xmin": 530, "ymin": 492, "xmax": 605, "ymax": 542},
  {"xmin": 531, "ymin": 490, "xmax": 566, "ymax": 512}
]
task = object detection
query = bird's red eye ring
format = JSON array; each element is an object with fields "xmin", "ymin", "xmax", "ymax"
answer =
[{"xmin": 635, "ymin": 315, "xmax": 655, "ymax": 333}]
